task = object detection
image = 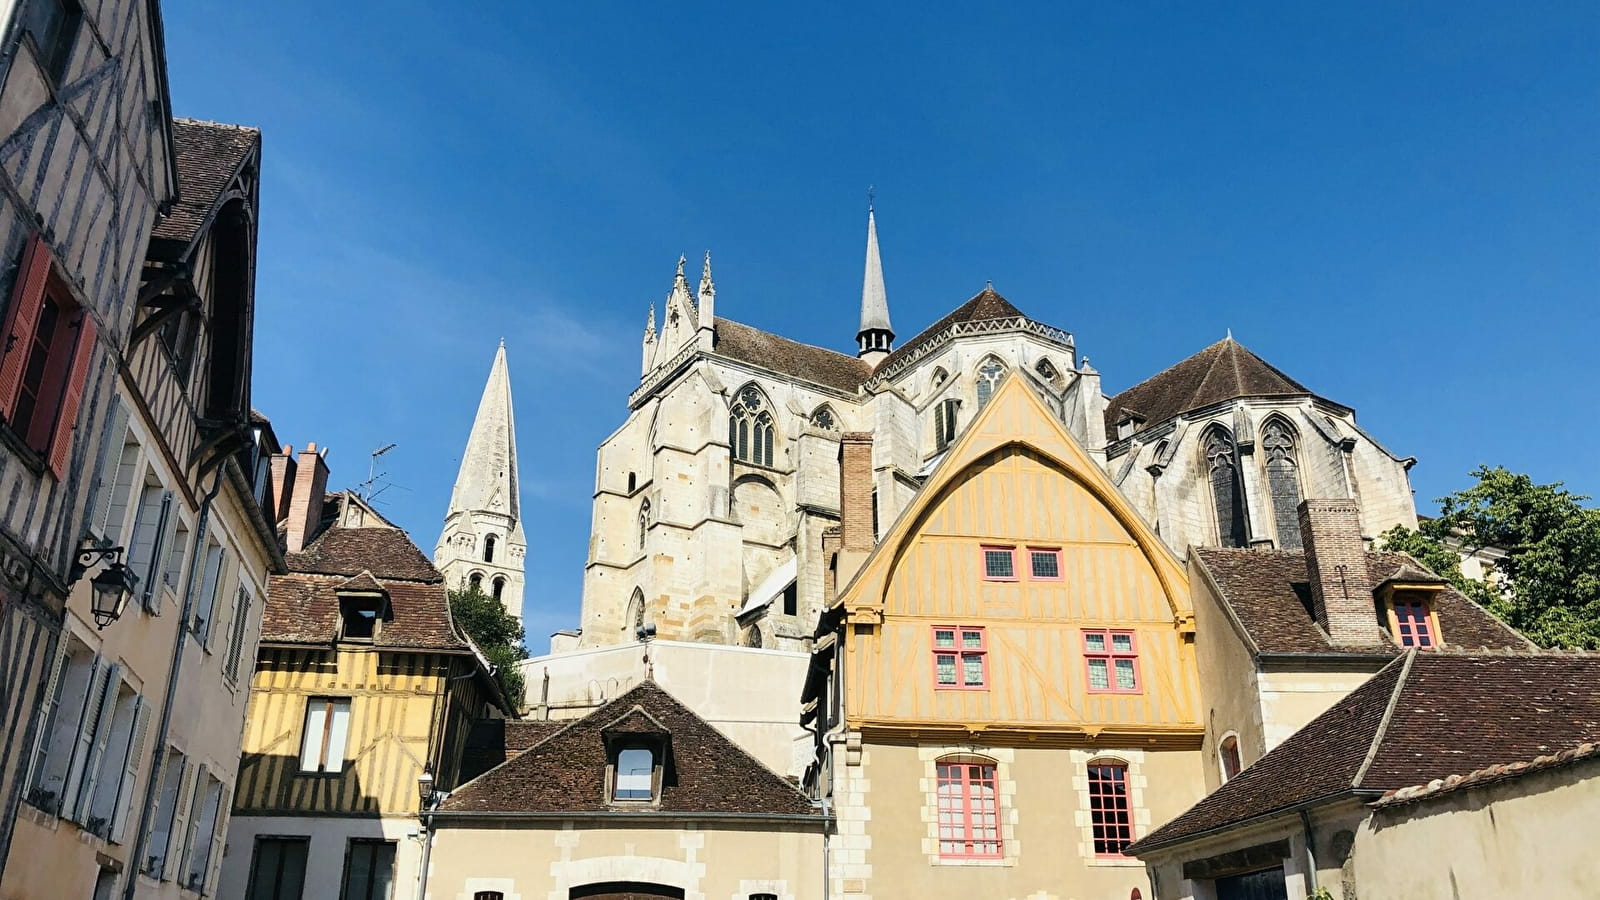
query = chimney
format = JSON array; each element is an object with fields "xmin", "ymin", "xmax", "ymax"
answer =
[
  {"xmin": 1298, "ymin": 499, "xmax": 1381, "ymax": 646},
  {"xmin": 836, "ymin": 433, "xmax": 875, "ymax": 588},
  {"xmin": 267, "ymin": 444, "xmax": 297, "ymax": 525},
  {"xmin": 285, "ymin": 442, "xmax": 331, "ymax": 553}
]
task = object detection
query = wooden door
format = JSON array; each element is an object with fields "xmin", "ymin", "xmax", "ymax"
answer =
[{"xmin": 1215, "ymin": 867, "xmax": 1289, "ymax": 900}]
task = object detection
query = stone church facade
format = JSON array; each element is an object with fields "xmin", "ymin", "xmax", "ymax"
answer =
[{"xmin": 574, "ymin": 210, "xmax": 1420, "ymax": 655}]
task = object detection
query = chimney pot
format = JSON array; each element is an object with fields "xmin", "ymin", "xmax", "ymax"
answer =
[{"xmin": 286, "ymin": 442, "xmax": 332, "ymax": 553}]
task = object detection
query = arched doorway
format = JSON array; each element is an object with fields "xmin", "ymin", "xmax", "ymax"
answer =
[{"xmin": 569, "ymin": 884, "xmax": 685, "ymax": 900}]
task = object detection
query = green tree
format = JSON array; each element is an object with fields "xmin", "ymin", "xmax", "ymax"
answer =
[
  {"xmin": 448, "ymin": 586, "xmax": 529, "ymax": 708},
  {"xmin": 1379, "ymin": 466, "xmax": 1600, "ymax": 649}
]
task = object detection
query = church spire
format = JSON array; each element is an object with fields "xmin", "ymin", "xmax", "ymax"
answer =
[
  {"xmin": 856, "ymin": 202, "xmax": 894, "ymax": 365},
  {"xmin": 437, "ymin": 343, "xmax": 526, "ymax": 619},
  {"xmin": 696, "ymin": 250, "xmax": 716, "ymax": 350}
]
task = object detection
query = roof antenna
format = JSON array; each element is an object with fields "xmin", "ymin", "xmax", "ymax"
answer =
[{"xmin": 359, "ymin": 443, "xmax": 397, "ymax": 500}]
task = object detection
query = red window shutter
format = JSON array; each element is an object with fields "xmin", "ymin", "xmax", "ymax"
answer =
[
  {"xmin": 0, "ymin": 234, "xmax": 53, "ymax": 418},
  {"xmin": 48, "ymin": 313, "xmax": 95, "ymax": 479}
]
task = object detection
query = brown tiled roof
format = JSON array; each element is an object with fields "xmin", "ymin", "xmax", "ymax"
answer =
[
  {"xmin": 459, "ymin": 719, "xmax": 570, "ymax": 783},
  {"xmin": 285, "ymin": 526, "xmax": 441, "ymax": 583},
  {"xmin": 1105, "ymin": 338, "xmax": 1309, "ymax": 435},
  {"xmin": 261, "ymin": 572, "xmax": 467, "ymax": 651},
  {"xmin": 713, "ymin": 318, "xmax": 871, "ymax": 393},
  {"xmin": 1132, "ymin": 652, "xmax": 1600, "ymax": 852},
  {"xmin": 335, "ymin": 570, "xmax": 387, "ymax": 594},
  {"xmin": 439, "ymin": 680, "xmax": 819, "ymax": 819},
  {"xmin": 1194, "ymin": 549, "xmax": 1528, "ymax": 656},
  {"xmin": 152, "ymin": 118, "xmax": 259, "ymax": 244},
  {"xmin": 873, "ymin": 285, "xmax": 1028, "ymax": 373},
  {"xmin": 1374, "ymin": 741, "xmax": 1600, "ymax": 809}
]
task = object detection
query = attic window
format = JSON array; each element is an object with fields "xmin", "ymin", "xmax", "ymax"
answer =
[
  {"xmin": 339, "ymin": 596, "xmax": 383, "ymax": 642},
  {"xmin": 614, "ymin": 747, "xmax": 655, "ymax": 800},
  {"xmin": 1116, "ymin": 415, "xmax": 1145, "ymax": 440}
]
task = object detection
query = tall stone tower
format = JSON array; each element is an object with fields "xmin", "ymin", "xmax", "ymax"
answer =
[{"xmin": 436, "ymin": 341, "xmax": 527, "ymax": 619}]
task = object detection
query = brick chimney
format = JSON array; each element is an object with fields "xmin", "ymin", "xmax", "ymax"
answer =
[
  {"xmin": 267, "ymin": 445, "xmax": 297, "ymax": 525},
  {"xmin": 285, "ymin": 442, "xmax": 330, "ymax": 553},
  {"xmin": 1298, "ymin": 499, "xmax": 1381, "ymax": 646},
  {"xmin": 836, "ymin": 433, "xmax": 875, "ymax": 589}
]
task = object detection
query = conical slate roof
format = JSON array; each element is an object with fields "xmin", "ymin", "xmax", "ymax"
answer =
[
  {"xmin": 858, "ymin": 208, "xmax": 892, "ymax": 337},
  {"xmin": 446, "ymin": 342, "xmax": 520, "ymax": 520},
  {"xmin": 1105, "ymin": 337, "xmax": 1309, "ymax": 435}
]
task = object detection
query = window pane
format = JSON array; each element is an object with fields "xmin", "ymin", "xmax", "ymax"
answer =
[
  {"xmin": 1111, "ymin": 633, "xmax": 1133, "ymax": 653},
  {"xmin": 1084, "ymin": 632, "xmax": 1106, "ymax": 653},
  {"xmin": 1030, "ymin": 551, "xmax": 1059, "ymax": 579},
  {"xmin": 983, "ymin": 549, "xmax": 1013, "ymax": 578},
  {"xmin": 615, "ymin": 747, "xmax": 654, "ymax": 799},
  {"xmin": 935, "ymin": 654, "xmax": 957, "ymax": 684},
  {"xmin": 934, "ymin": 629, "xmax": 956, "ymax": 648},
  {"xmin": 1114, "ymin": 658, "xmax": 1136, "ymax": 690},
  {"xmin": 961, "ymin": 630, "xmax": 983, "ymax": 648},
  {"xmin": 249, "ymin": 838, "xmax": 309, "ymax": 900},
  {"xmin": 1088, "ymin": 659, "xmax": 1109, "ymax": 690},
  {"xmin": 962, "ymin": 654, "xmax": 984, "ymax": 686}
]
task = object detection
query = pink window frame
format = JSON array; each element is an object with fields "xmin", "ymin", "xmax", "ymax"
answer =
[
  {"xmin": 1026, "ymin": 546, "xmax": 1063, "ymax": 581},
  {"xmin": 1390, "ymin": 598, "xmax": 1439, "ymax": 648},
  {"xmin": 1083, "ymin": 629, "xmax": 1142, "ymax": 694},
  {"xmin": 980, "ymin": 545, "xmax": 1017, "ymax": 582},
  {"xmin": 931, "ymin": 625, "xmax": 989, "ymax": 690},
  {"xmin": 935, "ymin": 760, "xmax": 1003, "ymax": 859},
  {"xmin": 1087, "ymin": 761, "xmax": 1134, "ymax": 857}
]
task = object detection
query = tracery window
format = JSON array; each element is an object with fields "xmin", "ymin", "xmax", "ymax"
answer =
[
  {"xmin": 934, "ymin": 398, "xmax": 960, "ymax": 451},
  {"xmin": 1035, "ymin": 358, "xmax": 1058, "ymax": 380},
  {"xmin": 730, "ymin": 385, "xmax": 775, "ymax": 466},
  {"xmin": 975, "ymin": 358, "xmax": 1005, "ymax": 408},
  {"xmin": 1203, "ymin": 426, "xmax": 1248, "ymax": 547},
  {"xmin": 1261, "ymin": 417, "xmax": 1304, "ymax": 549},
  {"xmin": 637, "ymin": 500, "xmax": 651, "ymax": 553},
  {"xmin": 627, "ymin": 587, "xmax": 645, "ymax": 638},
  {"xmin": 810, "ymin": 405, "xmax": 837, "ymax": 431}
]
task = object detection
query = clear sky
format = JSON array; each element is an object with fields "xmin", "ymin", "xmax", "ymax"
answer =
[{"xmin": 161, "ymin": 2, "xmax": 1598, "ymax": 645}]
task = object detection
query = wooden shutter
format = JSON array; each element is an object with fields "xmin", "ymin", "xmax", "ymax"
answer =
[
  {"xmin": 225, "ymin": 587, "xmax": 251, "ymax": 683},
  {"xmin": 141, "ymin": 491, "xmax": 174, "ymax": 612},
  {"xmin": 71, "ymin": 662, "xmax": 122, "ymax": 822},
  {"xmin": 62, "ymin": 656, "xmax": 109, "ymax": 818},
  {"xmin": 164, "ymin": 759, "xmax": 194, "ymax": 882},
  {"xmin": 23, "ymin": 639, "xmax": 68, "ymax": 800},
  {"xmin": 110, "ymin": 696, "xmax": 149, "ymax": 842},
  {"xmin": 89, "ymin": 394, "xmax": 129, "ymax": 534},
  {"xmin": 181, "ymin": 763, "xmax": 209, "ymax": 888},
  {"xmin": 47, "ymin": 311, "xmax": 95, "ymax": 479},
  {"xmin": 204, "ymin": 784, "xmax": 231, "ymax": 895},
  {"xmin": 0, "ymin": 234, "xmax": 52, "ymax": 417}
]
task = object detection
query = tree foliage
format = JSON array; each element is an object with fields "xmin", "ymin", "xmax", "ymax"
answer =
[
  {"xmin": 1379, "ymin": 466, "xmax": 1600, "ymax": 649},
  {"xmin": 448, "ymin": 585, "xmax": 530, "ymax": 708}
]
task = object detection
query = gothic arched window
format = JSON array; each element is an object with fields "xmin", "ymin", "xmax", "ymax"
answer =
[
  {"xmin": 638, "ymin": 499, "xmax": 651, "ymax": 553},
  {"xmin": 931, "ymin": 367, "xmax": 949, "ymax": 391},
  {"xmin": 492, "ymin": 577, "xmax": 505, "ymax": 602},
  {"xmin": 483, "ymin": 534, "xmax": 497, "ymax": 563},
  {"xmin": 810, "ymin": 405, "xmax": 837, "ymax": 432},
  {"xmin": 628, "ymin": 587, "xmax": 645, "ymax": 637},
  {"xmin": 730, "ymin": 385, "xmax": 775, "ymax": 467},
  {"xmin": 1035, "ymin": 358, "xmax": 1058, "ymax": 380},
  {"xmin": 468, "ymin": 572, "xmax": 483, "ymax": 592},
  {"xmin": 1203, "ymin": 426, "xmax": 1248, "ymax": 548},
  {"xmin": 1262, "ymin": 417, "xmax": 1304, "ymax": 549},
  {"xmin": 975, "ymin": 358, "xmax": 1005, "ymax": 409},
  {"xmin": 934, "ymin": 399, "xmax": 960, "ymax": 452}
]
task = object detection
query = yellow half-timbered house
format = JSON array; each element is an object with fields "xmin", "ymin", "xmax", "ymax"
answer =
[
  {"xmin": 218, "ymin": 467, "xmax": 509, "ymax": 900},
  {"xmin": 804, "ymin": 373, "xmax": 1208, "ymax": 900}
]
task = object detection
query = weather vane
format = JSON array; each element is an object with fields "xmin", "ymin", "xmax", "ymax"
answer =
[{"xmin": 867, "ymin": 184, "xmax": 876, "ymax": 210}]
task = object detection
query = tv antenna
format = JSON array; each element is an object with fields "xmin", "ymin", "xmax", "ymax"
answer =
[{"xmin": 359, "ymin": 443, "xmax": 397, "ymax": 500}]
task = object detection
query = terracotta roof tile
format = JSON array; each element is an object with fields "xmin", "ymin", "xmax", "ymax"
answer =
[
  {"xmin": 261, "ymin": 573, "xmax": 466, "ymax": 651},
  {"xmin": 285, "ymin": 526, "xmax": 441, "ymax": 583},
  {"xmin": 459, "ymin": 719, "xmax": 570, "ymax": 783},
  {"xmin": 439, "ymin": 681, "xmax": 819, "ymax": 818},
  {"xmin": 1105, "ymin": 338, "xmax": 1309, "ymax": 435},
  {"xmin": 1132, "ymin": 653, "xmax": 1600, "ymax": 852},
  {"xmin": 152, "ymin": 119, "xmax": 259, "ymax": 244},
  {"xmin": 873, "ymin": 285, "xmax": 1028, "ymax": 373},
  {"xmin": 335, "ymin": 570, "xmax": 387, "ymax": 595},
  {"xmin": 1374, "ymin": 741, "xmax": 1600, "ymax": 808},
  {"xmin": 1194, "ymin": 548, "xmax": 1528, "ymax": 656},
  {"xmin": 713, "ymin": 318, "xmax": 871, "ymax": 393}
]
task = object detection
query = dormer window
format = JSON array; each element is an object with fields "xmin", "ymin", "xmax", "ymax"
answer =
[
  {"xmin": 1375, "ymin": 569, "xmax": 1448, "ymax": 650},
  {"xmin": 1116, "ymin": 413, "xmax": 1146, "ymax": 440},
  {"xmin": 614, "ymin": 747, "xmax": 655, "ymax": 800},
  {"xmin": 340, "ymin": 597, "xmax": 382, "ymax": 641}
]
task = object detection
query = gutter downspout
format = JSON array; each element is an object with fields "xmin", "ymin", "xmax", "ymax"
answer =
[
  {"xmin": 1299, "ymin": 809, "xmax": 1319, "ymax": 894},
  {"xmin": 415, "ymin": 794, "xmax": 439, "ymax": 900},
  {"xmin": 121, "ymin": 464, "xmax": 226, "ymax": 900}
]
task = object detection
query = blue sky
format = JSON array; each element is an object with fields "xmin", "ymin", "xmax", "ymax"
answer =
[{"xmin": 162, "ymin": 2, "xmax": 1598, "ymax": 644}]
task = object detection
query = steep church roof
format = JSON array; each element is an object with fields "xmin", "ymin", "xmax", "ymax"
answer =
[
  {"xmin": 714, "ymin": 317, "xmax": 872, "ymax": 393},
  {"xmin": 872, "ymin": 284, "xmax": 1029, "ymax": 373},
  {"xmin": 857, "ymin": 207, "xmax": 893, "ymax": 339},
  {"xmin": 446, "ymin": 342, "xmax": 521, "ymax": 520},
  {"xmin": 1105, "ymin": 337, "xmax": 1310, "ymax": 435}
]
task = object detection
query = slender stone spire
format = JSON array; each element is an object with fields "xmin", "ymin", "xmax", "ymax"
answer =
[
  {"xmin": 696, "ymin": 250, "xmax": 716, "ymax": 350},
  {"xmin": 437, "ymin": 342, "xmax": 526, "ymax": 619},
  {"xmin": 856, "ymin": 204, "xmax": 894, "ymax": 365}
]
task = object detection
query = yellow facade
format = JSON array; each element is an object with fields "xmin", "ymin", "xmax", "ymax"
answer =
[{"xmin": 815, "ymin": 375, "xmax": 1207, "ymax": 900}]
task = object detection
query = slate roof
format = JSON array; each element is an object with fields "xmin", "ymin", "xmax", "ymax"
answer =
[
  {"xmin": 713, "ymin": 318, "xmax": 871, "ymax": 393},
  {"xmin": 1193, "ymin": 548, "xmax": 1528, "ymax": 656},
  {"xmin": 438, "ymin": 680, "xmax": 819, "ymax": 819},
  {"xmin": 1130, "ymin": 652, "xmax": 1600, "ymax": 852},
  {"xmin": 1105, "ymin": 338, "xmax": 1311, "ymax": 436},
  {"xmin": 152, "ymin": 118, "xmax": 259, "ymax": 245},
  {"xmin": 873, "ymin": 285, "xmax": 1029, "ymax": 374},
  {"xmin": 285, "ymin": 526, "xmax": 442, "ymax": 582}
]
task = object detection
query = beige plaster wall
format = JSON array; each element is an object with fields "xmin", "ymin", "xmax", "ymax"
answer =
[
  {"xmin": 836, "ymin": 740, "xmax": 1206, "ymax": 900},
  {"xmin": 425, "ymin": 820, "xmax": 823, "ymax": 900},
  {"xmin": 1354, "ymin": 759, "xmax": 1600, "ymax": 900},
  {"xmin": 1138, "ymin": 803, "xmax": 1366, "ymax": 900},
  {"xmin": 1188, "ymin": 564, "xmax": 1266, "ymax": 793},
  {"xmin": 1256, "ymin": 669, "xmax": 1379, "ymax": 751}
]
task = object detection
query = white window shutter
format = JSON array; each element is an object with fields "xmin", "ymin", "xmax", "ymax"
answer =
[
  {"xmin": 111, "ymin": 696, "xmax": 149, "ymax": 842},
  {"xmin": 195, "ymin": 544, "xmax": 225, "ymax": 645},
  {"xmin": 96, "ymin": 414, "xmax": 136, "ymax": 541},
  {"xmin": 325, "ymin": 700, "xmax": 352, "ymax": 773},
  {"xmin": 205, "ymin": 551, "xmax": 233, "ymax": 652},
  {"xmin": 140, "ymin": 491, "xmax": 174, "ymax": 612},
  {"xmin": 225, "ymin": 587, "xmax": 251, "ymax": 683},
  {"xmin": 71, "ymin": 662, "xmax": 121, "ymax": 822},
  {"xmin": 62, "ymin": 658, "xmax": 110, "ymax": 819},
  {"xmin": 204, "ymin": 784, "xmax": 231, "ymax": 896},
  {"xmin": 22, "ymin": 640, "xmax": 68, "ymax": 801},
  {"xmin": 298, "ymin": 701, "xmax": 326, "ymax": 772},
  {"xmin": 164, "ymin": 760, "xmax": 194, "ymax": 882},
  {"xmin": 181, "ymin": 763, "xmax": 209, "ymax": 887}
]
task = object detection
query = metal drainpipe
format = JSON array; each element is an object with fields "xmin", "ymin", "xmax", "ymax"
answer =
[
  {"xmin": 120, "ymin": 464, "xmax": 226, "ymax": 900},
  {"xmin": 414, "ymin": 802, "xmax": 435, "ymax": 900},
  {"xmin": 1299, "ymin": 809, "xmax": 1320, "ymax": 894}
]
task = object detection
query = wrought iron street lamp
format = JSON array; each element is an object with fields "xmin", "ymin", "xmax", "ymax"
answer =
[{"xmin": 69, "ymin": 543, "xmax": 133, "ymax": 628}]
